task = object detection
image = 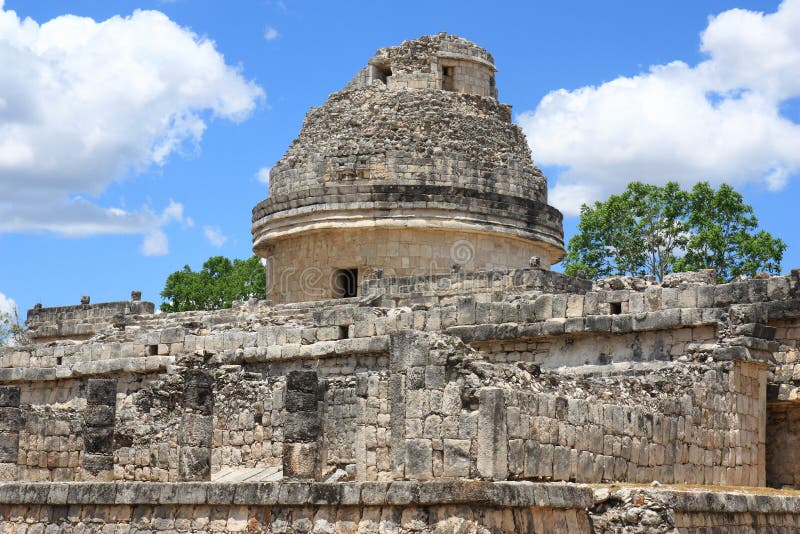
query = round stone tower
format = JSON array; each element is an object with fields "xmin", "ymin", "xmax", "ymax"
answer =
[{"xmin": 252, "ymin": 33, "xmax": 565, "ymax": 303}]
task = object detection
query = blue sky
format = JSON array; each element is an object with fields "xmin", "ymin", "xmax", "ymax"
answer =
[{"xmin": 1, "ymin": 0, "xmax": 798, "ymax": 317}]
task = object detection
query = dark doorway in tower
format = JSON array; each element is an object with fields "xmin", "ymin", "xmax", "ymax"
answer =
[
  {"xmin": 442, "ymin": 65, "xmax": 454, "ymax": 91},
  {"xmin": 333, "ymin": 269, "xmax": 358, "ymax": 298}
]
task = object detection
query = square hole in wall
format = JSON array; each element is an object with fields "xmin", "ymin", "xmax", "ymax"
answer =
[
  {"xmin": 333, "ymin": 268, "xmax": 358, "ymax": 298},
  {"xmin": 609, "ymin": 302, "xmax": 622, "ymax": 315},
  {"xmin": 147, "ymin": 344, "xmax": 158, "ymax": 356}
]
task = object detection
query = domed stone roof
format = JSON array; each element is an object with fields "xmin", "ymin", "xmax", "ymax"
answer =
[{"xmin": 252, "ymin": 33, "xmax": 565, "ymax": 303}]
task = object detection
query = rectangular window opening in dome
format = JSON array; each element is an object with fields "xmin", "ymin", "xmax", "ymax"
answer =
[
  {"xmin": 333, "ymin": 268, "xmax": 358, "ymax": 299},
  {"xmin": 373, "ymin": 65, "xmax": 392, "ymax": 85},
  {"xmin": 442, "ymin": 65, "xmax": 455, "ymax": 91}
]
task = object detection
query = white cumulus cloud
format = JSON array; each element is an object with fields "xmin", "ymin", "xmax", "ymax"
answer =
[
  {"xmin": 0, "ymin": 292, "xmax": 16, "ymax": 316},
  {"xmin": 264, "ymin": 26, "xmax": 279, "ymax": 41},
  {"xmin": 518, "ymin": 0, "xmax": 800, "ymax": 216},
  {"xmin": 0, "ymin": 291, "xmax": 20, "ymax": 346},
  {"xmin": 256, "ymin": 166, "xmax": 271, "ymax": 186},
  {"xmin": 141, "ymin": 229, "xmax": 169, "ymax": 256},
  {"xmin": 203, "ymin": 225, "xmax": 228, "ymax": 247},
  {"xmin": 0, "ymin": 3, "xmax": 264, "ymax": 251}
]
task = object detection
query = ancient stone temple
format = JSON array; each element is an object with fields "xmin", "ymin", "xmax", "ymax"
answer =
[
  {"xmin": 3, "ymin": 34, "xmax": 800, "ymax": 533},
  {"xmin": 252, "ymin": 33, "xmax": 564, "ymax": 303}
]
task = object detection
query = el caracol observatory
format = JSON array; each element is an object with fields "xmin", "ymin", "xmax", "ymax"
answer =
[
  {"xmin": 8, "ymin": 31, "xmax": 800, "ymax": 534},
  {"xmin": 252, "ymin": 33, "xmax": 565, "ymax": 303}
]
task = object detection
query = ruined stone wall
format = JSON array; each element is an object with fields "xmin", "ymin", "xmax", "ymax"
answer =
[
  {"xmin": 767, "ymin": 316, "xmax": 800, "ymax": 394},
  {"xmin": 590, "ymin": 485, "xmax": 800, "ymax": 532},
  {"xmin": 346, "ymin": 33, "xmax": 498, "ymax": 98},
  {"xmin": 476, "ymin": 327, "xmax": 718, "ymax": 368},
  {"xmin": 114, "ymin": 372, "xmax": 182, "ymax": 482},
  {"xmin": 212, "ymin": 373, "xmax": 285, "ymax": 474},
  {"xmin": 14, "ymin": 380, "xmax": 85, "ymax": 482},
  {"xmin": 0, "ymin": 328, "xmax": 770, "ymax": 489},
  {"xmin": 371, "ymin": 33, "xmax": 495, "ymax": 76},
  {"xmin": 502, "ymin": 361, "xmax": 766, "ymax": 486},
  {"xmin": 765, "ymin": 316, "xmax": 800, "ymax": 488},
  {"xmin": 2, "ymin": 268, "xmax": 800, "ymax": 532},
  {"xmin": 373, "ymin": 330, "xmax": 766, "ymax": 486},
  {"xmin": 25, "ymin": 297, "xmax": 154, "ymax": 342}
]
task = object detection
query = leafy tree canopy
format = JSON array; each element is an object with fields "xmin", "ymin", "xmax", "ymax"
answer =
[
  {"xmin": 160, "ymin": 255, "xmax": 266, "ymax": 312},
  {"xmin": 563, "ymin": 181, "xmax": 786, "ymax": 282}
]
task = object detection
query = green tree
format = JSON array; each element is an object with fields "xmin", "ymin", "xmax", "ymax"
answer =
[
  {"xmin": 160, "ymin": 255, "xmax": 266, "ymax": 312},
  {"xmin": 674, "ymin": 183, "xmax": 786, "ymax": 281},
  {"xmin": 563, "ymin": 181, "xmax": 786, "ymax": 282}
]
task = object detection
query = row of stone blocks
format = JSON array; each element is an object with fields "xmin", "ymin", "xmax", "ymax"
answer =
[
  {"xmin": 8, "ymin": 271, "xmax": 797, "ymax": 374},
  {"xmin": 87, "ymin": 482, "xmax": 800, "ymax": 514},
  {"xmin": 0, "ymin": 480, "xmax": 592, "ymax": 508},
  {"xmin": 4, "ymin": 481, "xmax": 800, "ymax": 532}
]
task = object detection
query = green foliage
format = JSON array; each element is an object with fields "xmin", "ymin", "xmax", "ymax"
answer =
[
  {"xmin": 563, "ymin": 182, "xmax": 688, "ymax": 281},
  {"xmin": 0, "ymin": 307, "xmax": 28, "ymax": 346},
  {"xmin": 673, "ymin": 183, "xmax": 786, "ymax": 281},
  {"xmin": 563, "ymin": 181, "xmax": 786, "ymax": 282},
  {"xmin": 160, "ymin": 255, "xmax": 266, "ymax": 312}
]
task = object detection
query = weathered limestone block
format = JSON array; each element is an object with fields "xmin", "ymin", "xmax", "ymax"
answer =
[
  {"xmin": 0, "ymin": 386, "xmax": 20, "ymax": 477},
  {"xmin": 82, "ymin": 379, "xmax": 116, "ymax": 479},
  {"xmin": 477, "ymin": 388, "xmax": 507, "ymax": 480},
  {"xmin": 405, "ymin": 439, "xmax": 433, "ymax": 480},
  {"xmin": 283, "ymin": 370, "xmax": 321, "ymax": 480},
  {"xmin": 443, "ymin": 438, "xmax": 470, "ymax": 477},
  {"xmin": 179, "ymin": 370, "xmax": 213, "ymax": 481}
]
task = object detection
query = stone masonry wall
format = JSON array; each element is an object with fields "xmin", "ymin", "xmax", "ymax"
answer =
[
  {"xmin": 501, "ymin": 360, "xmax": 766, "ymax": 486},
  {"xmin": 26, "ymin": 297, "xmax": 154, "ymax": 342},
  {"xmin": 212, "ymin": 372, "xmax": 285, "ymax": 475},
  {"xmin": 263, "ymin": 229, "xmax": 556, "ymax": 303},
  {"xmin": 0, "ymin": 331, "xmax": 770, "ymax": 488},
  {"xmin": 477, "ymin": 326, "xmax": 718, "ymax": 368},
  {"xmin": 4, "ymin": 269, "xmax": 797, "ymax": 488}
]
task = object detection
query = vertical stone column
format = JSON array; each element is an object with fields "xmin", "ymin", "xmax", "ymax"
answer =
[
  {"xmin": 283, "ymin": 370, "xmax": 321, "ymax": 480},
  {"xmin": 179, "ymin": 369, "xmax": 214, "ymax": 481},
  {"xmin": 477, "ymin": 388, "xmax": 508, "ymax": 480},
  {"xmin": 388, "ymin": 330, "xmax": 441, "ymax": 481},
  {"xmin": 388, "ymin": 333, "xmax": 408, "ymax": 479},
  {"xmin": 0, "ymin": 386, "xmax": 21, "ymax": 479},
  {"xmin": 756, "ymin": 362, "xmax": 768, "ymax": 487},
  {"xmin": 83, "ymin": 379, "xmax": 116, "ymax": 480}
]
